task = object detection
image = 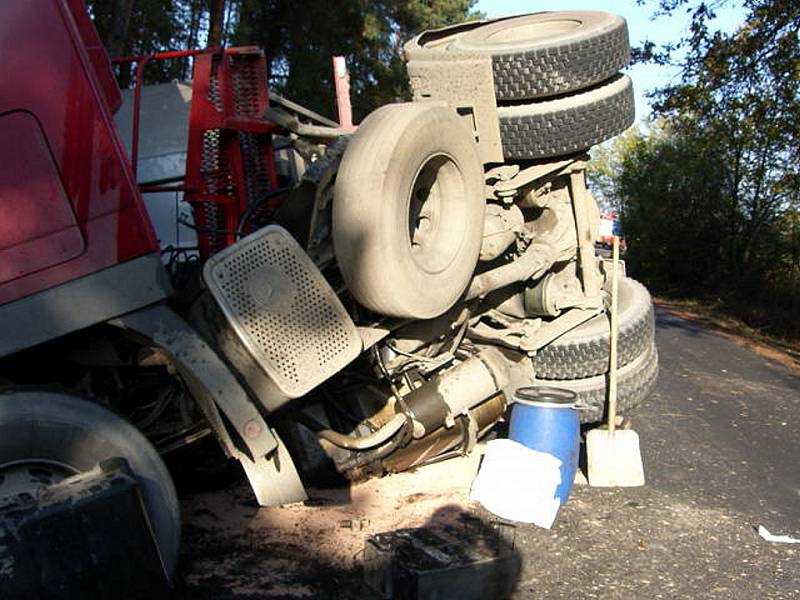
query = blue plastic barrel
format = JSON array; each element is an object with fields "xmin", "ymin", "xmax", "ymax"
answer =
[{"xmin": 508, "ymin": 386, "xmax": 580, "ymax": 505}]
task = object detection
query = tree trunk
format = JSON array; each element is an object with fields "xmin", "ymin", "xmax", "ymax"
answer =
[
  {"xmin": 106, "ymin": 0, "xmax": 135, "ymax": 58},
  {"xmin": 208, "ymin": 0, "xmax": 226, "ymax": 48},
  {"xmin": 184, "ymin": 0, "xmax": 203, "ymax": 79}
]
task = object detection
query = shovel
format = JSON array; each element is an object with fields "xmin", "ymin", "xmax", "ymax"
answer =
[{"xmin": 587, "ymin": 235, "xmax": 645, "ymax": 487}]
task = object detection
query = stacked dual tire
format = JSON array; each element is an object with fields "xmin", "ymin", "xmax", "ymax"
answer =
[
  {"xmin": 533, "ymin": 277, "xmax": 659, "ymax": 423},
  {"xmin": 406, "ymin": 11, "xmax": 636, "ymax": 160}
]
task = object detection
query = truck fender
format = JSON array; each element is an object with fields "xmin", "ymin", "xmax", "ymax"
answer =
[{"xmin": 109, "ymin": 303, "xmax": 307, "ymax": 506}]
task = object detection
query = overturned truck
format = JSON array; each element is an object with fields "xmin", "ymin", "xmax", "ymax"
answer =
[{"xmin": 0, "ymin": 1, "xmax": 656, "ymax": 582}]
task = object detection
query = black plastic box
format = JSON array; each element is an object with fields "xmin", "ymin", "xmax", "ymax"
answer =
[
  {"xmin": 0, "ymin": 458, "xmax": 170, "ymax": 599},
  {"xmin": 364, "ymin": 520, "xmax": 520, "ymax": 600}
]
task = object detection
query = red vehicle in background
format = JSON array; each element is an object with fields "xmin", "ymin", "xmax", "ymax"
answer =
[{"xmin": 597, "ymin": 212, "xmax": 626, "ymax": 252}]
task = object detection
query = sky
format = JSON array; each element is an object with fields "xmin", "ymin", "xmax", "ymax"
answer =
[{"xmin": 475, "ymin": 1, "xmax": 747, "ymax": 121}]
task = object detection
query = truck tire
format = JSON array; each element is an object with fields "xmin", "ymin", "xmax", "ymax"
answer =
[
  {"xmin": 553, "ymin": 341, "xmax": 659, "ymax": 424},
  {"xmin": 0, "ymin": 392, "xmax": 180, "ymax": 579},
  {"xmin": 441, "ymin": 12, "xmax": 630, "ymax": 101},
  {"xmin": 534, "ymin": 277, "xmax": 654, "ymax": 379},
  {"xmin": 412, "ymin": 11, "xmax": 630, "ymax": 102},
  {"xmin": 497, "ymin": 73, "xmax": 635, "ymax": 160},
  {"xmin": 333, "ymin": 103, "xmax": 485, "ymax": 319}
]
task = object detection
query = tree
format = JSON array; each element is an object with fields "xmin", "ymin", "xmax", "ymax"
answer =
[
  {"xmin": 105, "ymin": 0, "xmax": 135, "ymax": 58},
  {"xmin": 588, "ymin": 126, "xmax": 645, "ymax": 213},
  {"xmin": 207, "ymin": 0, "xmax": 226, "ymax": 48},
  {"xmin": 231, "ymin": 0, "xmax": 481, "ymax": 120},
  {"xmin": 648, "ymin": 1, "xmax": 799, "ymax": 282},
  {"xmin": 601, "ymin": 0, "xmax": 800, "ymax": 333},
  {"xmin": 86, "ymin": 0, "xmax": 480, "ymax": 118},
  {"xmin": 88, "ymin": 0, "xmax": 203, "ymax": 84},
  {"xmin": 607, "ymin": 122, "xmax": 731, "ymax": 290}
]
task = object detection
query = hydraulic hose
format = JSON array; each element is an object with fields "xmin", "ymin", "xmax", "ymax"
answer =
[
  {"xmin": 236, "ymin": 187, "xmax": 292, "ymax": 233},
  {"xmin": 302, "ymin": 412, "xmax": 409, "ymax": 451}
]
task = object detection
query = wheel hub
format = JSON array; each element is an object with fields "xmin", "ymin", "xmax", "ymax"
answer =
[{"xmin": 0, "ymin": 459, "xmax": 77, "ymax": 500}]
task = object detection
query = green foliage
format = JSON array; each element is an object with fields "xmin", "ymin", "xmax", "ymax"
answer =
[
  {"xmin": 87, "ymin": 0, "xmax": 198, "ymax": 83},
  {"xmin": 602, "ymin": 123, "xmax": 731, "ymax": 289},
  {"xmin": 601, "ymin": 0, "xmax": 800, "ymax": 336},
  {"xmin": 232, "ymin": 0, "xmax": 481, "ymax": 120},
  {"xmin": 86, "ymin": 0, "xmax": 479, "ymax": 118},
  {"xmin": 588, "ymin": 127, "xmax": 643, "ymax": 212}
]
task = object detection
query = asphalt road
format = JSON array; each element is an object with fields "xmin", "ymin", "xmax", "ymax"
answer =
[
  {"xmin": 175, "ymin": 307, "xmax": 800, "ymax": 599},
  {"xmin": 506, "ymin": 307, "xmax": 799, "ymax": 599}
]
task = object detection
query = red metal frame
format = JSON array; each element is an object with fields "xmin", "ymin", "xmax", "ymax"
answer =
[
  {"xmin": 114, "ymin": 47, "xmax": 283, "ymax": 257},
  {"xmin": 112, "ymin": 49, "xmax": 211, "ymax": 176},
  {"xmin": 183, "ymin": 48, "xmax": 282, "ymax": 256}
]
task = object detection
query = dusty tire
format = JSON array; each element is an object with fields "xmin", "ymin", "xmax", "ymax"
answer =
[
  {"xmin": 497, "ymin": 74, "xmax": 635, "ymax": 160},
  {"xmin": 333, "ymin": 103, "xmax": 485, "ymax": 319},
  {"xmin": 534, "ymin": 277, "xmax": 654, "ymax": 379},
  {"xmin": 408, "ymin": 12, "xmax": 630, "ymax": 101},
  {"xmin": 0, "ymin": 392, "xmax": 180, "ymax": 579},
  {"xmin": 552, "ymin": 341, "xmax": 659, "ymax": 424},
  {"xmin": 449, "ymin": 12, "xmax": 629, "ymax": 101}
]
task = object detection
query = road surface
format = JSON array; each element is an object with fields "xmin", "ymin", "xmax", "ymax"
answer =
[
  {"xmin": 175, "ymin": 307, "xmax": 799, "ymax": 599},
  {"xmin": 507, "ymin": 307, "xmax": 799, "ymax": 599}
]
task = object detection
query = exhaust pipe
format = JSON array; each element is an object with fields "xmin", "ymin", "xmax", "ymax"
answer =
[
  {"xmin": 382, "ymin": 393, "xmax": 507, "ymax": 473},
  {"xmin": 402, "ymin": 347, "xmax": 510, "ymax": 439}
]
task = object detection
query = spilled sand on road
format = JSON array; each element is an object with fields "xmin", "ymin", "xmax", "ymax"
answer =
[{"xmin": 180, "ymin": 449, "xmax": 484, "ymax": 595}]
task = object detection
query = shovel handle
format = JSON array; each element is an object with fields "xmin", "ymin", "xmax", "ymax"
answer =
[{"xmin": 608, "ymin": 236, "xmax": 619, "ymax": 433}]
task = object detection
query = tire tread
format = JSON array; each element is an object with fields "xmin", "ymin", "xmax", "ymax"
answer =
[
  {"xmin": 557, "ymin": 342, "xmax": 659, "ymax": 423},
  {"xmin": 498, "ymin": 75, "xmax": 635, "ymax": 160},
  {"xmin": 491, "ymin": 20, "xmax": 630, "ymax": 100},
  {"xmin": 534, "ymin": 278, "xmax": 654, "ymax": 379}
]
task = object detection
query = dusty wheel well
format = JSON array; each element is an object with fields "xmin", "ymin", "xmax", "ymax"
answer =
[{"xmin": 0, "ymin": 323, "xmax": 210, "ymax": 454}]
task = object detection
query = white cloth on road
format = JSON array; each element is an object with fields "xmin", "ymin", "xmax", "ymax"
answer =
[
  {"xmin": 470, "ymin": 438, "xmax": 562, "ymax": 528},
  {"xmin": 758, "ymin": 526, "xmax": 800, "ymax": 544}
]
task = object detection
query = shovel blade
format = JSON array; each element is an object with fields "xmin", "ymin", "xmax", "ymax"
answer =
[{"xmin": 586, "ymin": 428, "xmax": 645, "ymax": 487}]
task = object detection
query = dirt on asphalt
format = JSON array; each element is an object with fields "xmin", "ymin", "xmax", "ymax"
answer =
[
  {"xmin": 174, "ymin": 450, "xmax": 484, "ymax": 598},
  {"xmin": 174, "ymin": 307, "xmax": 800, "ymax": 599}
]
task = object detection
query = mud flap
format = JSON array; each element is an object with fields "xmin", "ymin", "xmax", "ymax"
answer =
[{"xmin": 240, "ymin": 430, "xmax": 308, "ymax": 507}]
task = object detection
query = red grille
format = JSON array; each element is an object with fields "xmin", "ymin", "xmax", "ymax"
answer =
[
  {"xmin": 207, "ymin": 55, "xmax": 223, "ymax": 111},
  {"xmin": 230, "ymin": 54, "xmax": 266, "ymax": 117}
]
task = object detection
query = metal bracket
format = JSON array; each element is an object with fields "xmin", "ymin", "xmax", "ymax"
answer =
[
  {"xmin": 110, "ymin": 304, "xmax": 278, "ymax": 460},
  {"xmin": 462, "ymin": 413, "xmax": 479, "ymax": 455},
  {"xmin": 405, "ymin": 49, "xmax": 503, "ymax": 164},
  {"xmin": 568, "ymin": 166, "xmax": 603, "ymax": 299},
  {"xmin": 521, "ymin": 306, "xmax": 604, "ymax": 354},
  {"xmin": 490, "ymin": 155, "xmax": 584, "ymax": 199},
  {"xmin": 467, "ymin": 310, "xmax": 541, "ymax": 351},
  {"xmin": 468, "ymin": 303, "xmax": 603, "ymax": 355}
]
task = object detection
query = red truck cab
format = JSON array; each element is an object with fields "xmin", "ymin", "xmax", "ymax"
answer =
[{"xmin": 0, "ymin": 0, "xmax": 168, "ymax": 358}]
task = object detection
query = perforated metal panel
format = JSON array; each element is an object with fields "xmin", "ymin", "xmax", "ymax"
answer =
[{"xmin": 203, "ymin": 226, "xmax": 362, "ymax": 398}]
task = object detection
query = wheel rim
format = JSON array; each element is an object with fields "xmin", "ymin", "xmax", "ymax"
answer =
[
  {"xmin": 407, "ymin": 153, "xmax": 466, "ymax": 275},
  {"xmin": 483, "ymin": 19, "xmax": 583, "ymax": 45},
  {"xmin": 0, "ymin": 458, "xmax": 78, "ymax": 500}
]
